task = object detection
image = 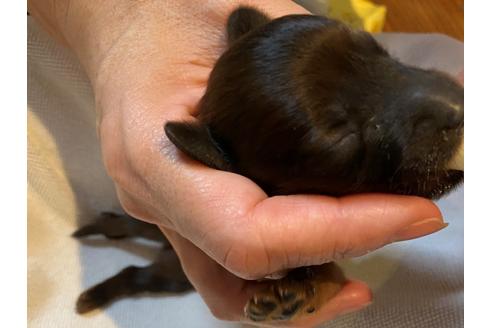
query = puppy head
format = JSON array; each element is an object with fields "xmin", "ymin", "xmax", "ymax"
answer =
[
  {"xmin": 374, "ymin": 68, "xmax": 464, "ymax": 197},
  {"xmin": 300, "ymin": 27, "xmax": 464, "ymax": 197},
  {"xmin": 165, "ymin": 11, "xmax": 463, "ymax": 199}
]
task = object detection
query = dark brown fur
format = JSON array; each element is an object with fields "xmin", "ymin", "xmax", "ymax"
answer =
[
  {"xmin": 166, "ymin": 8, "xmax": 463, "ymax": 198},
  {"xmin": 73, "ymin": 213, "xmax": 192, "ymax": 314}
]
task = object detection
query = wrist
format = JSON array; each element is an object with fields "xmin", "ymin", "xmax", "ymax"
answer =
[{"xmin": 29, "ymin": 0, "xmax": 143, "ymax": 82}]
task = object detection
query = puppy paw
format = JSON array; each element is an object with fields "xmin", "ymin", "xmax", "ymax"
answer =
[
  {"xmin": 245, "ymin": 263, "xmax": 345, "ymax": 322},
  {"xmin": 245, "ymin": 279, "xmax": 315, "ymax": 321},
  {"xmin": 76, "ymin": 288, "xmax": 108, "ymax": 314}
]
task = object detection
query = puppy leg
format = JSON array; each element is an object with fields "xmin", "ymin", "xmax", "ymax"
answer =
[
  {"xmin": 244, "ymin": 263, "xmax": 345, "ymax": 322},
  {"xmin": 72, "ymin": 212, "xmax": 165, "ymax": 243},
  {"xmin": 76, "ymin": 248, "xmax": 193, "ymax": 313}
]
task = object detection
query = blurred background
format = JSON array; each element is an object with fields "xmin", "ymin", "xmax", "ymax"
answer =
[
  {"xmin": 296, "ymin": 0, "xmax": 464, "ymax": 41},
  {"xmin": 374, "ymin": 0, "xmax": 463, "ymax": 40}
]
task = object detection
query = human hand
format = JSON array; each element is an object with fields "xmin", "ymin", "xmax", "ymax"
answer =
[{"xmin": 29, "ymin": 0, "xmax": 446, "ymax": 326}]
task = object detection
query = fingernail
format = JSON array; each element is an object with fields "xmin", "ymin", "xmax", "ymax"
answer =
[
  {"xmin": 264, "ymin": 270, "xmax": 288, "ymax": 280},
  {"xmin": 393, "ymin": 218, "xmax": 448, "ymax": 242}
]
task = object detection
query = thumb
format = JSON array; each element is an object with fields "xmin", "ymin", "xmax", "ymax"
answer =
[
  {"xmin": 160, "ymin": 226, "xmax": 373, "ymax": 325},
  {"xmin": 220, "ymin": 194, "xmax": 444, "ymax": 279}
]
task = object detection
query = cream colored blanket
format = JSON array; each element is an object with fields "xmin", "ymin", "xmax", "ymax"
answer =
[{"xmin": 27, "ymin": 16, "xmax": 463, "ymax": 328}]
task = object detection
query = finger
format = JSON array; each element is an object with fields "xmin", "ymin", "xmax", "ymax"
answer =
[
  {"xmin": 210, "ymin": 193, "xmax": 443, "ymax": 279},
  {"xmin": 245, "ymin": 280, "xmax": 372, "ymax": 328},
  {"xmin": 134, "ymin": 122, "xmax": 443, "ymax": 280},
  {"xmin": 145, "ymin": 143, "xmax": 443, "ymax": 280},
  {"xmin": 160, "ymin": 227, "xmax": 256, "ymax": 321},
  {"xmin": 161, "ymin": 226, "xmax": 373, "ymax": 327}
]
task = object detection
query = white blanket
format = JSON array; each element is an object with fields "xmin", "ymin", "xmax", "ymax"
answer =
[{"xmin": 27, "ymin": 16, "xmax": 463, "ymax": 328}]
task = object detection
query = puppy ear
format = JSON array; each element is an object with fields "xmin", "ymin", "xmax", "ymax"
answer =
[
  {"xmin": 164, "ymin": 121, "xmax": 232, "ymax": 171},
  {"xmin": 227, "ymin": 6, "xmax": 270, "ymax": 44}
]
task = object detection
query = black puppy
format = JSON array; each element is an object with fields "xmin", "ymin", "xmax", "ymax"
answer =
[
  {"xmin": 166, "ymin": 8, "xmax": 463, "ymax": 198},
  {"xmin": 74, "ymin": 6, "xmax": 464, "ymax": 322}
]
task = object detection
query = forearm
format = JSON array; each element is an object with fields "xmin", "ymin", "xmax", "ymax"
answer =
[
  {"xmin": 27, "ymin": 0, "xmax": 306, "ymax": 84},
  {"xmin": 27, "ymin": 0, "xmax": 69, "ymax": 45},
  {"xmin": 28, "ymin": 0, "xmax": 142, "ymax": 82}
]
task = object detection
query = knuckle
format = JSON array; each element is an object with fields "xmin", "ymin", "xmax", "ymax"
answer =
[
  {"xmin": 222, "ymin": 244, "xmax": 248, "ymax": 278},
  {"xmin": 99, "ymin": 119, "xmax": 129, "ymax": 184},
  {"xmin": 104, "ymin": 152, "xmax": 131, "ymax": 189},
  {"xmin": 99, "ymin": 119, "xmax": 146, "ymax": 194},
  {"xmin": 115, "ymin": 187, "xmax": 156, "ymax": 224},
  {"xmin": 117, "ymin": 194, "xmax": 140, "ymax": 218},
  {"xmin": 222, "ymin": 242, "xmax": 268, "ymax": 280},
  {"xmin": 331, "ymin": 238, "xmax": 357, "ymax": 260}
]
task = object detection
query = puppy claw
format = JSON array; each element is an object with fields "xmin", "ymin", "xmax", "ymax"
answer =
[{"xmin": 244, "ymin": 264, "xmax": 345, "ymax": 322}]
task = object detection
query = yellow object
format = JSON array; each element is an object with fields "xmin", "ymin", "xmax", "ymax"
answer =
[{"xmin": 327, "ymin": 0, "xmax": 387, "ymax": 33}]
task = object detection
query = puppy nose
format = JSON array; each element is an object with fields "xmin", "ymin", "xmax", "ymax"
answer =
[
  {"xmin": 441, "ymin": 101, "xmax": 464, "ymax": 130},
  {"xmin": 419, "ymin": 94, "xmax": 463, "ymax": 132}
]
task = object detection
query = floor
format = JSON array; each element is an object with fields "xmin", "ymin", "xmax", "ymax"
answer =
[{"xmin": 374, "ymin": 0, "xmax": 464, "ymax": 41}]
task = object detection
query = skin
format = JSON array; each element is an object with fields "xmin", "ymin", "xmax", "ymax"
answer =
[{"xmin": 28, "ymin": 1, "xmax": 453, "ymax": 326}]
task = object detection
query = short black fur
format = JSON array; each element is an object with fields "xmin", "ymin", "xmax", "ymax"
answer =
[
  {"xmin": 165, "ymin": 7, "xmax": 464, "ymax": 199},
  {"xmin": 73, "ymin": 213, "xmax": 193, "ymax": 314}
]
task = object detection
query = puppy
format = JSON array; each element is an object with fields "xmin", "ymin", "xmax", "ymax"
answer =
[
  {"xmin": 74, "ymin": 6, "xmax": 464, "ymax": 322},
  {"xmin": 166, "ymin": 8, "xmax": 463, "ymax": 198}
]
